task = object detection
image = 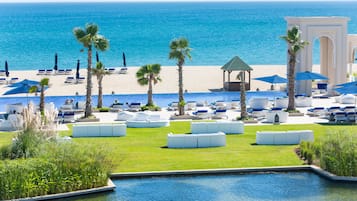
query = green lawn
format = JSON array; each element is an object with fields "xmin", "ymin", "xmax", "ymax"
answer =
[{"xmin": 1, "ymin": 122, "xmax": 355, "ymax": 173}]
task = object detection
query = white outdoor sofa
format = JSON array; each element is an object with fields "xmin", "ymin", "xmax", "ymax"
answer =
[
  {"xmin": 256, "ymin": 130, "xmax": 314, "ymax": 145},
  {"xmin": 0, "ymin": 114, "xmax": 24, "ymax": 131},
  {"xmin": 249, "ymin": 97, "xmax": 269, "ymax": 110},
  {"xmin": 167, "ymin": 132, "xmax": 226, "ymax": 148},
  {"xmin": 191, "ymin": 121, "xmax": 244, "ymax": 134},
  {"xmin": 126, "ymin": 112, "xmax": 170, "ymax": 128},
  {"xmin": 295, "ymin": 96, "xmax": 312, "ymax": 107},
  {"xmin": 72, "ymin": 123, "xmax": 126, "ymax": 137}
]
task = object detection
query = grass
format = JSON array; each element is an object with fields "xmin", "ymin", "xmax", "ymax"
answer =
[{"xmin": 1, "ymin": 122, "xmax": 355, "ymax": 173}]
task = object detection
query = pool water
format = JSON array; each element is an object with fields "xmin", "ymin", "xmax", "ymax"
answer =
[
  {"xmin": 0, "ymin": 91, "xmax": 285, "ymax": 111},
  {"xmin": 62, "ymin": 172, "xmax": 357, "ymax": 201}
]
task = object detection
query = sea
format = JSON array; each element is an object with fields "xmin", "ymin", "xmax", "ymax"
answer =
[{"xmin": 1, "ymin": 1, "xmax": 357, "ymax": 70}]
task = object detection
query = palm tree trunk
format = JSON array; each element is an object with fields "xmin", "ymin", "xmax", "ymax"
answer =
[
  {"xmin": 287, "ymin": 50, "xmax": 296, "ymax": 111},
  {"xmin": 240, "ymin": 72, "xmax": 248, "ymax": 119},
  {"xmin": 40, "ymin": 86, "xmax": 45, "ymax": 113},
  {"xmin": 85, "ymin": 46, "xmax": 93, "ymax": 117},
  {"xmin": 148, "ymin": 74, "xmax": 153, "ymax": 106},
  {"xmin": 178, "ymin": 62, "xmax": 184, "ymax": 115},
  {"xmin": 97, "ymin": 76, "xmax": 103, "ymax": 108}
]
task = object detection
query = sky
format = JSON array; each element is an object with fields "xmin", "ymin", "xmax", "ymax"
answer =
[{"xmin": 0, "ymin": 0, "xmax": 354, "ymax": 3}]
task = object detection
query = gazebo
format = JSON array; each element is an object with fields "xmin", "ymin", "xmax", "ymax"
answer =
[{"xmin": 221, "ymin": 56, "xmax": 252, "ymax": 91}]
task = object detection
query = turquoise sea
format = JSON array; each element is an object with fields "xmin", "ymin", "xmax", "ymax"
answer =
[{"xmin": 1, "ymin": 1, "xmax": 357, "ymax": 70}]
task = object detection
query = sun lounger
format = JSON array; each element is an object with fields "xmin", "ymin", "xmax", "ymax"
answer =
[
  {"xmin": 128, "ymin": 102, "xmax": 141, "ymax": 112},
  {"xmin": 248, "ymin": 108, "xmax": 267, "ymax": 118},
  {"xmin": 65, "ymin": 69, "xmax": 73, "ymax": 75},
  {"xmin": 58, "ymin": 111, "xmax": 75, "ymax": 123},
  {"xmin": 230, "ymin": 100, "xmax": 240, "ymax": 109},
  {"xmin": 56, "ymin": 69, "xmax": 66, "ymax": 75},
  {"xmin": 37, "ymin": 69, "xmax": 46, "ymax": 75},
  {"xmin": 9, "ymin": 77, "xmax": 19, "ymax": 84},
  {"xmin": 334, "ymin": 112, "xmax": 347, "ymax": 123},
  {"xmin": 211, "ymin": 100, "xmax": 227, "ymax": 110},
  {"xmin": 65, "ymin": 76, "xmax": 75, "ymax": 84},
  {"xmin": 186, "ymin": 101, "xmax": 197, "ymax": 111},
  {"xmin": 110, "ymin": 102, "xmax": 124, "ymax": 112},
  {"xmin": 212, "ymin": 109, "xmax": 228, "ymax": 119},
  {"xmin": 342, "ymin": 106, "xmax": 356, "ymax": 113},
  {"xmin": 77, "ymin": 77, "xmax": 85, "ymax": 84},
  {"xmin": 119, "ymin": 67, "xmax": 128, "ymax": 74},
  {"xmin": 193, "ymin": 110, "xmax": 211, "ymax": 119},
  {"xmin": 307, "ymin": 107, "xmax": 326, "ymax": 117},
  {"xmin": 0, "ymin": 70, "xmax": 5, "ymax": 76},
  {"xmin": 346, "ymin": 112, "xmax": 357, "ymax": 122},
  {"xmin": 45, "ymin": 69, "xmax": 53, "ymax": 75},
  {"xmin": 108, "ymin": 68, "xmax": 116, "ymax": 74},
  {"xmin": 167, "ymin": 101, "xmax": 179, "ymax": 111},
  {"xmin": 0, "ymin": 78, "xmax": 6, "ymax": 85}
]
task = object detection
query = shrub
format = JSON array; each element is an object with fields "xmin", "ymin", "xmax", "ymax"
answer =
[
  {"xmin": 0, "ymin": 142, "xmax": 113, "ymax": 200},
  {"xmin": 141, "ymin": 104, "xmax": 161, "ymax": 111},
  {"xmin": 99, "ymin": 107, "xmax": 110, "ymax": 112}
]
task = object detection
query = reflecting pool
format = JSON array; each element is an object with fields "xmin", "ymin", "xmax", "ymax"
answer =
[{"xmin": 63, "ymin": 172, "xmax": 357, "ymax": 201}]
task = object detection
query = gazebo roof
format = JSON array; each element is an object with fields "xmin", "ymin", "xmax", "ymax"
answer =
[{"xmin": 221, "ymin": 56, "xmax": 253, "ymax": 71}]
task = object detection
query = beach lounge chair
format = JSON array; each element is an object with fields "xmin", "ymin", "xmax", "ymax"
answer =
[
  {"xmin": 0, "ymin": 70, "xmax": 5, "ymax": 76},
  {"xmin": 212, "ymin": 109, "xmax": 228, "ymax": 119},
  {"xmin": 307, "ymin": 107, "xmax": 326, "ymax": 117},
  {"xmin": 334, "ymin": 112, "xmax": 347, "ymax": 123},
  {"xmin": 346, "ymin": 112, "xmax": 357, "ymax": 122},
  {"xmin": 128, "ymin": 102, "xmax": 141, "ymax": 112},
  {"xmin": 9, "ymin": 77, "xmax": 19, "ymax": 84},
  {"xmin": 77, "ymin": 77, "xmax": 85, "ymax": 84},
  {"xmin": 342, "ymin": 106, "xmax": 356, "ymax": 113},
  {"xmin": 249, "ymin": 108, "xmax": 267, "ymax": 119},
  {"xmin": 65, "ymin": 76, "xmax": 75, "ymax": 84},
  {"xmin": 119, "ymin": 67, "xmax": 128, "ymax": 74},
  {"xmin": 37, "ymin": 69, "xmax": 46, "ymax": 75},
  {"xmin": 110, "ymin": 102, "xmax": 124, "ymax": 112},
  {"xmin": 230, "ymin": 100, "xmax": 240, "ymax": 109},
  {"xmin": 186, "ymin": 101, "xmax": 197, "ymax": 111},
  {"xmin": 193, "ymin": 110, "xmax": 211, "ymax": 119},
  {"xmin": 45, "ymin": 69, "xmax": 53, "ymax": 75},
  {"xmin": 108, "ymin": 68, "xmax": 116, "ymax": 74},
  {"xmin": 59, "ymin": 111, "xmax": 75, "ymax": 123},
  {"xmin": 57, "ymin": 69, "xmax": 66, "ymax": 75},
  {"xmin": 211, "ymin": 100, "xmax": 227, "ymax": 110},
  {"xmin": 65, "ymin": 69, "xmax": 73, "ymax": 75},
  {"xmin": 0, "ymin": 78, "xmax": 7, "ymax": 85},
  {"xmin": 167, "ymin": 101, "xmax": 178, "ymax": 111}
]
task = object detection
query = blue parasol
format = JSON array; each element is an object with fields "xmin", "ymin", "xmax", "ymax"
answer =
[
  {"xmin": 254, "ymin": 75, "xmax": 287, "ymax": 84},
  {"xmin": 336, "ymin": 81, "xmax": 357, "ymax": 88},
  {"xmin": 295, "ymin": 71, "xmax": 328, "ymax": 81},
  {"xmin": 334, "ymin": 83, "xmax": 357, "ymax": 95},
  {"xmin": 9, "ymin": 79, "xmax": 40, "ymax": 88},
  {"xmin": 3, "ymin": 79, "xmax": 44, "ymax": 95},
  {"xmin": 5, "ymin": 61, "xmax": 9, "ymax": 77}
]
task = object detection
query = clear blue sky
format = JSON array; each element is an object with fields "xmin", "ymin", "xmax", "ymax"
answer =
[{"xmin": 0, "ymin": 0, "xmax": 354, "ymax": 3}]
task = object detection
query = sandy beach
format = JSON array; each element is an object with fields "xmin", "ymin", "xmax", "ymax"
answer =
[{"xmin": 0, "ymin": 64, "xmax": 356, "ymax": 97}]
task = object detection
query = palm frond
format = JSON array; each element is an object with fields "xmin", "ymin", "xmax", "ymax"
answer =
[{"xmin": 86, "ymin": 23, "xmax": 98, "ymax": 36}]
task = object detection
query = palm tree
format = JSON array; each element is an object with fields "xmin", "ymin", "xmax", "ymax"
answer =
[
  {"xmin": 168, "ymin": 38, "xmax": 192, "ymax": 115},
  {"xmin": 281, "ymin": 26, "xmax": 309, "ymax": 111},
  {"xmin": 73, "ymin": 23, "xmax": 109, "ymax": 117},
  {"xmin": 237, "ymin": 72, "xmax": 248, "ymax": 119},
  {"xmin": 92, "ymin": 61, "xmax": 110, "ymax": 108},
  {"xmin": 136, "ymin": 64, "xmax": 162, "ymax": 106},
  {"xmin": 29, "ymin": 78, "xmax": 49, "ymax": 113}
]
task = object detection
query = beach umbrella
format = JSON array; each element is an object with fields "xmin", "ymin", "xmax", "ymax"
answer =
[
  {"xmin": 9, "ymin": 79, "xmax": 40, "ymax": 88},
  {"xmin": 334, "ymin": 83, "xmax": 357, "ymax": 94},
  {"xmin": 5, "ymin": 60, "xmax": 9, "ymax": 77},
  {"xmin": 122, "ymin": 52, "xmax": 126, "ymax": 67},
  {"xmin": 96, "ymin": 51, "xmax": 99, "ymax": 63},
  {"xmin": 295, "ymin": 71, "xmax": 328, "ymax": 81},
  {"xmin": 76, "ymin": 59, "xmax": 80, "ymax": 79},
  {"xmin": 3, "ymin": 79, "xmax": 43, "ymax": 95},
  {"xmin": 254, "ymin": 75, "xmax": 287, "ymax": 84},
  {"xmin": 54, "ymin": 53, "xmax": 58, "ymax": 71},
  {"xmin": 336, "ymin": 81, "xmax": 357, "ymax": 88}
]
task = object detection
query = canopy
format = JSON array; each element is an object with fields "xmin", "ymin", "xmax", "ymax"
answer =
[
  {"xmin": 254, "ymin": 74, "xmax": 287, "ymax": 84},
  {"xmin": 295, "ymin": 71, "xmax": 328, "ymax": 81},
  {"xmin": 336, "ymin": 81, "xmax": 357, "ymax": 88},
  {"xmin": 221, "ymin": 56, "xmax": 253, "ymax": 71},
  {"xmin": 334, "ymin": 82, "xmax": 357, "ymax": 94},
  {"xmin": 9, "ymin": 79, "xmax": 40, "ymax": 88}
]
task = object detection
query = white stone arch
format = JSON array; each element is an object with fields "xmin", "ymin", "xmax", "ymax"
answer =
[
  {"xmin": 285, "ymin": 17, "xmax": 349, "ymax": 95},
  {"xmin": 347, "ymin": 34, "xmax": 357, "ymax": 76}
]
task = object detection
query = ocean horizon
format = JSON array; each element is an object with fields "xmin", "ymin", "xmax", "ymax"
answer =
[{"xmin": 1, "ymin": 1, "xmax": 357, "ymax": 70}]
